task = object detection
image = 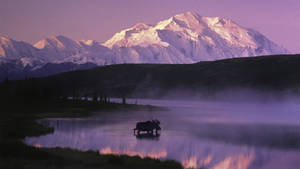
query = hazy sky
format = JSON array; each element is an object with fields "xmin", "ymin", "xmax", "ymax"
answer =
[{"xmin": 0, "ymin": 0, "xmax": 299, "ymax": 52}]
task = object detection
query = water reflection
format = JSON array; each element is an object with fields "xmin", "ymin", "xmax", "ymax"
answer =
[
  {"xmin": 99, "ymin": 147, "xmax": 167, "ymax": 159},
  {"xmin": 25, "ymin": 99, "xmax": 300, "ymax": 169},
  {"xmin": 211, "ymin": 153, "xmax": 254, "ymax": 169},
  {"xmin": 135, "ymin": 133, "xmax": 160, "ymax": 140}
]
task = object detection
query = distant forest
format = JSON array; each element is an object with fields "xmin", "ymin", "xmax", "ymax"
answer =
[{"xmin": 1, "ymin": 54, "xmax": 300, "ymax": 102}]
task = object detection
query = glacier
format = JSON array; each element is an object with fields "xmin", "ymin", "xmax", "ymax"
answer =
[{"xmin": 103, "ymin": 12, "xmax": 289, "ymax": 63}]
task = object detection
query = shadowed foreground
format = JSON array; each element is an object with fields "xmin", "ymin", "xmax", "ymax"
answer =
[{"xmin": 0, "ymin": 99, "xmax": 182, "ymax": 169}]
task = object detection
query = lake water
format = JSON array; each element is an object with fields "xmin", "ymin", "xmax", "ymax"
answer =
[{"xmin": 25, "ymin": 99, "xmax": 300, "ymax": 169}]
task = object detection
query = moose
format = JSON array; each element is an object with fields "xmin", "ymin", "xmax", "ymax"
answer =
[{"xmin": 133, "ymin": 119, "xmax": 161, "ymax": 135}]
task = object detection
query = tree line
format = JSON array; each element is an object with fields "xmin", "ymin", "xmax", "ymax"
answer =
[{"xmin": 0, "ymin": 77, "xmax": 128, "ymax": 107}]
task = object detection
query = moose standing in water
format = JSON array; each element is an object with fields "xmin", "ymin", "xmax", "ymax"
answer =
[{"xmin": 133, "ymin": 119, "xmax": 161, "ymax": 136}]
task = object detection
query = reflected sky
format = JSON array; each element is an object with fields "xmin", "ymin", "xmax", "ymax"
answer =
[{"xmin": 25, "ymin": 99, "xmax": 300, "ymax": 169}]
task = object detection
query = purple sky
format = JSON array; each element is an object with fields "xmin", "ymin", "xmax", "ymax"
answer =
[{"xmin": 0, "ymin": 0, "xmax": 299, "ymax": 53}]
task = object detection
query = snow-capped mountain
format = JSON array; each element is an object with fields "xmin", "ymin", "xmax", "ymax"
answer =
[
  {"xmin": 0, "ymin": 12, "xmax": 290, "ymax": 80},
  {"xmin": 103, "ymin": 12, "xmax": 289, "ymax": 63},
  {"xmin": 0, "ymin": 34, "xmax": 44, "ymax": 67},
  {"xmin": 34, "ymin": 35, "xmax": 113, "ymax": 65}
]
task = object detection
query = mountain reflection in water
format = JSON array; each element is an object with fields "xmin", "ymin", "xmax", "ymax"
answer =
[
  {"xmin": 99, "ymin": 147, "xmax": 167, "ymax": 159},
  {"xmin": 25, "ymin": 99, "xmax": 300, "ymax": 169}
]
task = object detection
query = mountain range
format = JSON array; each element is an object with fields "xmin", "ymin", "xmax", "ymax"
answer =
[{"xmin": 0, "ymin": 12, "xmax": 290, "ymax": 80}]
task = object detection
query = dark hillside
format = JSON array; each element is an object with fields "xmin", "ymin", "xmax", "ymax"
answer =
[{"xmin": 3, "ymin": 54, "xmax": 300, "ymax": 100}]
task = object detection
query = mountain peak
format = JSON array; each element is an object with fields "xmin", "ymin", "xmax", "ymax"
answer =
[
  {"xmin": 79, "ymin": 39, "xmax": 97, "ymax": 46},
  {"xmin": 132, "ymin": 23, "xmax": 151, "ymax": 30},
  {"xmin": 0, "ymin": 34, "xmax": 12, "ymax": 45},
  {"xmin": 34, "ymin": 35, "xmax": 79, "ymax": 50},
  {"xmin": 174, "ymin": 11, "xmax": 200, "ymax": 19},
  {"xmin": 0, "ymin": 35, "xmax": 9, "ymax": 56},
  {"xmin": 103, "ymin": 12, "xmax": 289, "ymax": 63},
  {"xmin": 47, "ymin": 35, "xmax": 72, "ymax": 42}
]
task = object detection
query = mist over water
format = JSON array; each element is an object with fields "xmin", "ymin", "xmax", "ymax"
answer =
[{"xmin": 25, "ymin": 99, "xmax": 300, "ymax": 169}]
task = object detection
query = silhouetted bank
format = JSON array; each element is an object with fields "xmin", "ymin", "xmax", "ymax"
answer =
[{"xmin": 0, "ymin": 99, "xmax": 180, "ymax": 169}]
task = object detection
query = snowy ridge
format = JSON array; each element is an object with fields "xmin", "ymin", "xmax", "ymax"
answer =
[
  {"xmin": 0, "ymin": 11, "xmax": 290, "ymax": 72},
  {"xmin": 103, "ymin": 12, "xmax": 289, "ymax": 63},
  {"xmin": 0, "ymin": 34, "xmax": 44, "ymax": 67},
  {"xmin": 34, "ymin": 35, "xmax": 113, "ymax": 65}
]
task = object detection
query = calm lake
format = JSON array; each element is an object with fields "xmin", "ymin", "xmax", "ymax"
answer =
[{"xmin": 25, "ymin": 99, "xmax": 300, "ymax": 169}]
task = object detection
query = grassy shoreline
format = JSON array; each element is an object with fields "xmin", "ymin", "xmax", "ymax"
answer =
[{"xmin": 0, "ymin": 99, "xmax": 182, "ymax": 169}]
